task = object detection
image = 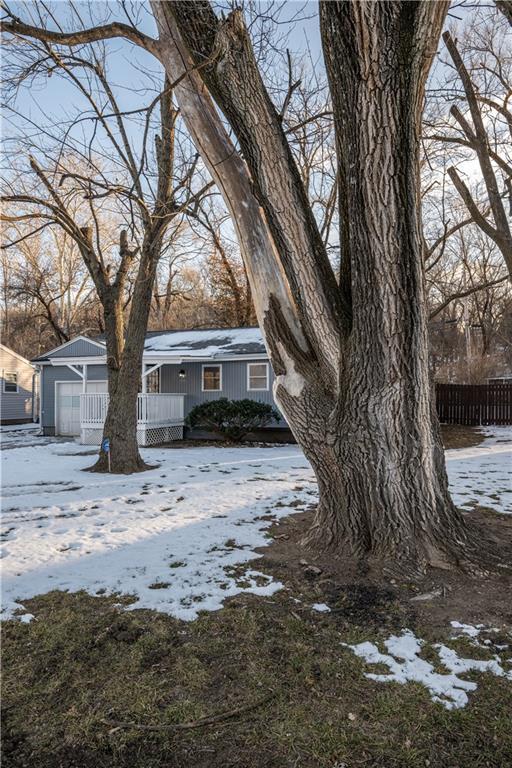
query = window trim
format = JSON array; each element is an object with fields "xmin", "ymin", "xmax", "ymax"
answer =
[
  {"xmin": 201, "ymin": 363, "xmax": 222, "ymax": 392},
  {"xmin": 3, "ymin": 371, "xmax": 19, "ymax": 394},
  {"xmin": 247, "ymin": 362, "xmax": 269, "ymax": 391}
]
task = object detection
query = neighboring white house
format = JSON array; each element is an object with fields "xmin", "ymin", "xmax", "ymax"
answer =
[{"xmin": 0, "ymin": 343, "xmax": 37, "ymax": 424}]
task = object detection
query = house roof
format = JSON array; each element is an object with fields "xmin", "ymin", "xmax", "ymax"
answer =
[
  {"xmin": 32, "ymin": 327, "xmax": 267, "ymax": 363},
  {"xmin": 142, "ymin": 327, "xmax": 266, "ymax": 357},
  {"xmin": 0, "ymin": 343, "xmax": 34, "ymax": 367}
]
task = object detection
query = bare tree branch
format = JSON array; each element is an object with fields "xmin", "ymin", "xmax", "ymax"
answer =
[
  {"xmin": 429, "ymin": 275, "xmax": 510, "ymax": 319},
  {"xmin": 0, "ymin": 16, "xmax": 160, "ymax": 56},
  {"xmin": 443, "ymin": 30, "xmax": 512, "ymax": 276}
]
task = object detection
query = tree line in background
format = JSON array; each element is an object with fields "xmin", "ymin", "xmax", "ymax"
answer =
[
  {"xmin": 1, "ymin": 197, "xmax": 256, "ymax": 359},
  {"xmin": 2, "ymin": 2, "xmax": 510, "ymax": 386}
]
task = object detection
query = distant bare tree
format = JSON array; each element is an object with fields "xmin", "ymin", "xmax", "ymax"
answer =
[
  {"xmin": 187, "ymin": 201, "xmax": 255, "ymax": 328},
  {"xmin": 1, "ymin": 5, "xmax": 209, "ymax": 472},
  {"xmin": 426, "ymin": 8, "xmax": 512, "ymax": 276},
  {"xmin": 281, "ymin": 59, "xmax": 337, "ymax": 260},
  {"xmin": 2, "ymin": 207, "xmax": 104, "ymax": 348}
]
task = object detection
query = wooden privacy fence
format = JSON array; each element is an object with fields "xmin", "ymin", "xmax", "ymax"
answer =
[{"xmin": 436, "ymin": 382, "xmax": 512, "ymax": 426}]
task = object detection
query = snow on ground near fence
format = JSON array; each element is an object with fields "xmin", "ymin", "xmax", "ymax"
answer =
[
  {"xmin": 0, "ymin": 427, "xmax": 510, "ymax": 621},
  {"xmin": 446, "ymin": 427, "xmax": 511, "ymax": 514}
]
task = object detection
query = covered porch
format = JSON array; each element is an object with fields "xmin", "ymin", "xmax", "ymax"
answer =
[
  {"xmin": 80, "ymin": 392, "xmax": 185, "ymax": 446},
  {"xmin": 47, "ymin": 359, "xmax": 186, "ymax": 446}
]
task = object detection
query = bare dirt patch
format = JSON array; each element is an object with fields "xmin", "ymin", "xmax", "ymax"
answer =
[
  {"xmin": 163, "ymin": 424, "xmax": 485, "ymax": 452},
  {"xmin": 440, "ymin": 424, "xmax": 488, "ymax": 450},
  {"xmin": 256, "ymin": 504, "xmax": 512, "ymax": 636},
  {"xmin": 160, "ymin": 438, "xmax": 293, "ymax": 449}
]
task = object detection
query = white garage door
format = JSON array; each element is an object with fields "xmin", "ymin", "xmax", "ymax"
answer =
[{"xmin": 56, "ymin": 381, "xmax": 107, "ymax": 436}]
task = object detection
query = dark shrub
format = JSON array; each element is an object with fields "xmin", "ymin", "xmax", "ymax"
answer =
[{"xmin": 186, "ymin": 398, "xmax": 280, "ymax": 442}]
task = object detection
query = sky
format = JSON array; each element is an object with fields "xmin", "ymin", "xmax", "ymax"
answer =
[
  {"xmin": 2, "ymin": 0, "xmax": 473, "ymax": 179},
  {"xmin": 3, "ymin": 0, "xmax": 479, "ymax": 122},
  {"xmin": 1, "ymin": 0, "xmax": 328, "ymax": 259},
  {"xmin": 4, "ymin": 1, "xmax": 323, "ymax": 127}
]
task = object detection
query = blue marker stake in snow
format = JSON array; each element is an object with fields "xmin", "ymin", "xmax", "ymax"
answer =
[{"xmin": 101, "ymin": 437, "xmax": 111, "ymax": 472}]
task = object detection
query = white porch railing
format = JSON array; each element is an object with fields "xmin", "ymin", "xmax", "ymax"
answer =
[
  {"xmin": 137, "ymin": 393, "xmax": 185, "ymax": 424},
  {"xmin": 80, "ymin": 393, "xmax": 185, "ymax": 427},
  {"xmin": 80, "ymin": 392, "xmax": 109, "ymax": 426}
]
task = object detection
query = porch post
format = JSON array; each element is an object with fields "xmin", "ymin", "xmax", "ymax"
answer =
[
  {"xmin": 141, "ymin": 364, "xmax": 147, "ymax": 394},
  {"xmin": 83, "ymin": 363, "xmax": 88, "ymax": 393}
]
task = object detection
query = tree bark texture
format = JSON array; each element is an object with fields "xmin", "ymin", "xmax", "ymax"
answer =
[
  {"xmin": 305, "ymin": 1, "xmax": 468, "ymax": 567},
  {"xmin": 95, "ymin": 239, "xmax": 162, "ymax": 473}
]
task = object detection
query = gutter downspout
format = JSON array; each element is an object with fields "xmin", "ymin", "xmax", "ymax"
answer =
[{"xmin": 35, "ymin": 365, "xmax": 43, "ymax": 432}]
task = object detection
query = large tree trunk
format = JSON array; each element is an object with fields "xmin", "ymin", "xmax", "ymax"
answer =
[
  {"xmin": 154, "ymin": 1, "xmax": 471, "ymax": 571},
  {"xmin": 0, "ymin": 1, "xmax": 480, "ymax": 565},
  {"xmin": 292, "ymin": 1, "xmax": 468, "ymax": 567}
]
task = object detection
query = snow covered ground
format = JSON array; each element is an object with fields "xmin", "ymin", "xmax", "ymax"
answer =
[
  {"xmin": 0, "ymin": 424, "xmax": 47, "ymax": 449},
  {"xmin": 446, "ymin": 427, "xmax": 511, "ymax": 514},
  {"xmin": 1, "ymin": 438, "xmax": 315, "ymax": 620},
  {"xmin": 1, "ymin": 426, "xmax": 510, "ymax": 622}
]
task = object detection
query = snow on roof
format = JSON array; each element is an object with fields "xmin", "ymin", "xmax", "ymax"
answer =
[
  {"xmin": 143, "ymin": 327, "xmax": 266, "ymax": 357},
  {"xmin": 32, "ymin": 327, "xmax": 267, "ymax": 362}
]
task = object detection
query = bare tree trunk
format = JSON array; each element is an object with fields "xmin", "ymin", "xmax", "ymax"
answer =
[
  {"xmin": 165, "ymin": 0, "xmax": 470, "ymax": 570},
  {"xmin": 91, "ymin": 290, "xmax": 141, "ymax": 473},
  {"xmin": 91, "ymin": 234, "xmax": 162, "ymax": 473},
  {"xmin": 293, "ymin": 1, "xmax": 468, "ymax": 568}
]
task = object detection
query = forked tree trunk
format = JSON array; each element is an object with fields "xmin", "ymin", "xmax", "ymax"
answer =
[
  {"xmin": 162, "ymin": 1, "xmax": 471, "ymax": 571},
  {"xmin": 1, "ymin": 0, "xmax": 478, "ymax": 558},
  {"xmin": 152, "ymin": 1, "xmax": 472, "ymax": 571}
]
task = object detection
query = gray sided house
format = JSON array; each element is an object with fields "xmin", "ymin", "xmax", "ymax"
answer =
[
  {"xmin": 0, "ymin": 344, "xmax": 37, "ymax": 424},
  {"xmin": 32, "ymin": 329, "xmax": 286, "ymax": 445}
]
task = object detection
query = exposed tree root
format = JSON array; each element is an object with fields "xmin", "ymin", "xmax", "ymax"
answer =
[
  {"xmin": 85, "ymin": 455, "xmax": 152, "ymax": 474},
  {"xmin": 302, "ymin": 507, "xmax": 501, "ymax": 581}
]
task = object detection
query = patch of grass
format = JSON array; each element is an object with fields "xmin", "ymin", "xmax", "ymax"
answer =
[{"xmin": 2, "ymin": 589, "xmax": 512, "ymax": 768}]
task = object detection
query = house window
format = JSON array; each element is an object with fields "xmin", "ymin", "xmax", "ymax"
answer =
[
  {"xmin": 247, "ymin": 362, "xmax": 269, "ymax": 391},
  {"xmin": 146, "ymin": 368, "xmax": 160, "ymax": 393},
  {"xmin": 202, "ymin": 364, "xmax": 222, "ymax": 391},
  {"xmin": 3, "ymin": 372, "xmax": 18, "ymax": 393}
]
